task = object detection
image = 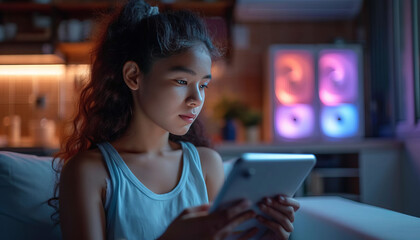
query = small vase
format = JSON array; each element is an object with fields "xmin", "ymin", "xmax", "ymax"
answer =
[
  {"xmin": 222, "ymin": 118, "xmax": 236, "ymax": 141},
  {"xmin": 245, "ymin": 125, "xmax": 260, "ymax": 143}
]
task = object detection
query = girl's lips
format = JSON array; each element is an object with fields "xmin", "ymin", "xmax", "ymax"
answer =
[{"xmin": 179, "ymin": 114, "xmax": 196, "ymax": 123}]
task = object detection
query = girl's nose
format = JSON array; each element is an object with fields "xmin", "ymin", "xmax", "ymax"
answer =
[{"xmin": 186, "ymin": 85, "xmax": 204, "ymax": 107}]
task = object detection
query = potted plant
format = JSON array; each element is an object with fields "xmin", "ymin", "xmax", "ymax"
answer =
[
  {"xmin": 214, "ymin": 98, "xmax": 261, "ymax": 142},
  {"xmin": 214, "ymin": 98, "xmax": 246, "ymax": 141},
  {"xmin": 238, "ymin": 108, "xmax": 262, "ymax": 143}
]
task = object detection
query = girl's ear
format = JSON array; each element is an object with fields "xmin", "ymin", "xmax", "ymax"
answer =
[{"xmin": 123, "ymin": 61, "xmax": 143, "ymax": 90}]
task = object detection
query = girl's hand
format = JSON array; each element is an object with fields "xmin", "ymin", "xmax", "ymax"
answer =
[
  {"xmin": 256, "ymin": 195, "xmax": 300, "ymax": 240},
  {"xmin": 158, "ymin": 200, "xmax": 258, "ymax": 240}
]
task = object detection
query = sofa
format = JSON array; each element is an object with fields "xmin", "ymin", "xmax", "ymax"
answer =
[
  {"xmin": 1, "ymin": 151, "xmax": 420, "ymax": 240},
  {"xmin": 0, "ymin": 151, "xmax": 61, "ymax": 240},
  {"xmin": 292, "ymin": 196, "xmax": 420, "ymax": 240}
]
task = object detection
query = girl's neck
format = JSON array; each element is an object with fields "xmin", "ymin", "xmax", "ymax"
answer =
[{"xmin": 112, "ymin": 113, "xmax": 176, "ymax": 155}]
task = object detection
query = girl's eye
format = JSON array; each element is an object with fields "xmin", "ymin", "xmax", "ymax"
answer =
[
  {"xmin": 200, "ymin": 84, "xmax": 209, "ymax": 89},
  {"xmin": 176, "ymin": 80, "xmax": 187, "ymax": 85}
]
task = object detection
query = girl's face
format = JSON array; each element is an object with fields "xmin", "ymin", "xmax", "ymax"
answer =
[{"xmin": 137, "ymin": 43, "xmax": 212, "ymax": 136}]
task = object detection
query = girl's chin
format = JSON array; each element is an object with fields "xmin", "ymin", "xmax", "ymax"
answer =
[{"xmin": 170, "ymin": 127, "xmax": 191, "ymax": 136}]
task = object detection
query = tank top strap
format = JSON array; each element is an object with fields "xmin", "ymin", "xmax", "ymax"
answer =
[
  {"xmin": 97, "ymin": 142, "xmax": 120, "ymax": 185},
  {"xmin": 179, "ymin": 141, "xmax": 203, "ymax": 173}
]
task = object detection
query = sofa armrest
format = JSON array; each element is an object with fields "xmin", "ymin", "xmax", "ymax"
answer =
[
  {"xmin": 0, "ymin": 151, "xmax": 61, "ymax": 240},
  {"xmin": 292, "ymin": 196, "xmax": 420, "ymax": 240}
]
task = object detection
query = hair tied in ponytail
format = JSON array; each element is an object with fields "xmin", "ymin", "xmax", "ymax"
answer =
[{"xmin": 148, "ymin": 6, "xmax": 159, "ymax": 17}]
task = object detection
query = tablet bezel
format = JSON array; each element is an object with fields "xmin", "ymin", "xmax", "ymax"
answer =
[{"xmin": 210, "ymin": 153, "xmax": 316, "ymax": 212}]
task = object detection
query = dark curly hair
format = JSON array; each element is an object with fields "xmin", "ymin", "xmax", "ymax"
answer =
[{"xmin": 49, "ymin": 0, "xmax": 220, "ymax": 223}]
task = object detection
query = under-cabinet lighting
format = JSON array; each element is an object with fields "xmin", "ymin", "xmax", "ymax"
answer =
[
  {"xmin": 0, "ymin": 65, "xmax": 66, "ymax": 76},
  {"xmin": 0, "ymin": 54, "xmax": 65, "ymax": 65}
]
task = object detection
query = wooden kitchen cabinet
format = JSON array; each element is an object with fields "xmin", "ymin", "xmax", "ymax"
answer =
[{"xmin": 0, "ymin": 0, "xmax": 234, "ymax": 63}]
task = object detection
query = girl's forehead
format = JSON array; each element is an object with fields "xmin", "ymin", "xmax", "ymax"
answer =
[
  {"xmin": 154, "ymin": 44, "xmax": 212, "ymax": 69},
  {"xmin": 171, "ymin": 44, "xmax": 211, "ymax": 60}
]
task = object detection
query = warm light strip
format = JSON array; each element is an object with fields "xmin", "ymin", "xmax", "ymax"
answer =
[
  {"xmin": 0, "ymin": 65, "xmax": 66, "ymax": 76},
  {"xmin": 0, "ymin": 55, "xmax": 65, "ymax": 65}
]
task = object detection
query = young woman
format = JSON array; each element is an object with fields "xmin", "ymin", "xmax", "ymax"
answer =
[{"xmin": 53, "ymin": 1, "xmax": 300, "ymax": 239}]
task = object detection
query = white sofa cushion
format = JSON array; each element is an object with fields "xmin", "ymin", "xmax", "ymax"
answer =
[
  {"xmin": 292, "ymin": 196, "xmax": 420, "ymax": 240},
  {"xmin": 0, "ymin": 151, "xmax": 61, "ymax": 240}
]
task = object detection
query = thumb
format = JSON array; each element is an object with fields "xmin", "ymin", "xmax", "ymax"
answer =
[{"xmin": 178, "ymin": 204, "xmax": 211, "ymax": 219}]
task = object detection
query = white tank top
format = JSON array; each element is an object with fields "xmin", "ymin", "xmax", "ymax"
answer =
[{"xmin": 97, "ymin": 141, "xmax": 209, "ymax": 240}]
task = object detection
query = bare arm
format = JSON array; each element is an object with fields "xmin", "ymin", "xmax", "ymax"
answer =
[
  {"xmin": 59, "ymin": 151, "xmax": 108, "ymax": 240},
  {"xmin": 197, "ymin": 147, "xmax": 224, "ymax": 202},
  {"xmin": 159, "ymin": 147, "xmax": 259, "ymax": 239}
]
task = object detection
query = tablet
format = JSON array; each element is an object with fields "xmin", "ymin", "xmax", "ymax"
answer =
[{"xmin": 210, "ymin": 153, "xmax": 316, "ymax": 239}]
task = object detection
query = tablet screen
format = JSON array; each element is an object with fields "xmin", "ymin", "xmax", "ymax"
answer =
[{"xmin": 210, "ymin": 153, "xmax": 316, "ymax": 239}]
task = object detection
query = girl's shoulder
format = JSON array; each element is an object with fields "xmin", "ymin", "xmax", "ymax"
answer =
[
  {"xmin": 195, "ymin": 146, "xmax": 223, "ymax": 176},
  {"xmin": 63, "ymin": 148, "xmax": 104, "ymax": 169},
  {"xmin": 59, "ymin": 148, "xmax": 109, "ymax": 237},
  {"xmin": 195, "ymin": 146, "xmax": 222, "ymax": 163},
  {"xmin": 61, "ymin": 148, "xmax": 108, "ymax": 187},
  {"xmin": 195, "ymin": 146, "xmax": 224, "ymax": 201}
]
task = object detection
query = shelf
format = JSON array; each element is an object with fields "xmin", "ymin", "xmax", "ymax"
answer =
[
  {"xmin": 0, "ymin": 1, "xmax": 233, "ymax": 16},
  {"xmin": 312, "ymin": 168, "xmax": 359, "ymax": 178},
  {"xmin": 0, "ymin": 2, "xmax": 52, "ymax": 12},
  {"xmin": 215, "ymin": 139, "xmax": 403, "ymax": 158},
  {"xmin": 0, "ymin": 2, "xmax": 111, "ymax": 13},
  {"xmin": 158, "ymin": 1, "xmax": 234, "ymax": 17},
  {"xmin": 56, "ymin": 42, "xmax": 94, "ymax": 64},
  {"xmin": 0, "ymin": 42, "xmax": 53, "ymax": 55},
  {"xmin": 55, "ymin": 2, "xmax": 112, "ymax": 12},
  {"xmin": 0, "ymin": 39, "xmax": 50, "ymax": 44},
  {"xmin": 0, "ymin": 1, "xmax": 234, "ymax": 62}
]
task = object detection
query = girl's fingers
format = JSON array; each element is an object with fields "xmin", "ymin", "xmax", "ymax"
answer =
[
  {"xmin": 215, "ymin": 210, "xmax": 256, "ymax": 239},
  {"xmin": 257, "ymin": 216, "xmax": 290, "ymax": 240},
  {"xmin": 261, "ymin": 196, "xmax": 298, "ymax": 222},
  {"xmin": 260, "ymin": 230, "xmax": 276, "ymax": 240},
  {"xmin": 178, "ymin": 204, "xmax": 211, "ymax": 219},
  {"xmin": 263, "ymin": 199, "xmax": 295, "ymax": 222},
  {"xmin": 237, "ymin": 227, "xmax": 259, "ymax": 240},
  {"xmin": 214, "ymin": 199, "xmax": 252, "ymax": 221},
  {"xmin": 275, "ymin": 195, "xmax": 300, "ymax": 211},
  {"xmin": 258, "ymin": 203, "xmax": 294, "ymax": 232},
  {"xmin": 208, "ymin": 200, "xmax": 254, "ymax": 236}
]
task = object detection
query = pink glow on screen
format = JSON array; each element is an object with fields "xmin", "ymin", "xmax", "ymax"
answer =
[
  {"xmin": 275, "ymin": 105, "xmax": 315, "ymax": 139},
  {"xmin": 274, "ymin": 51, "xmax": 314, "ymax": 105},
  {"xmin": 319, "ymin": 50, "xmax": 358, "ymax": 105}
]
